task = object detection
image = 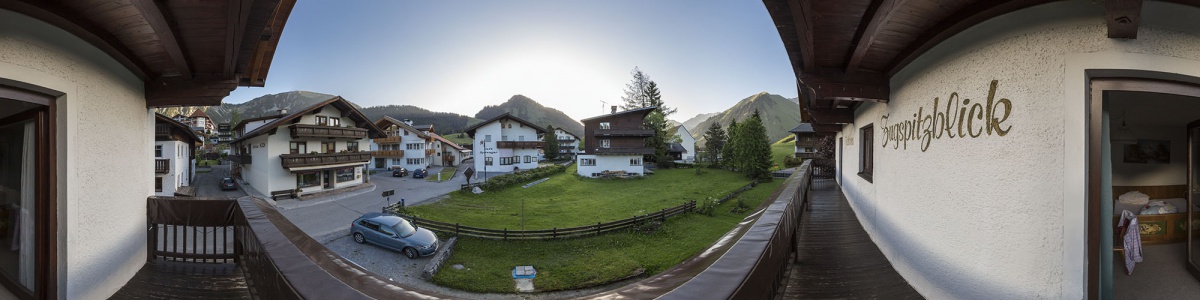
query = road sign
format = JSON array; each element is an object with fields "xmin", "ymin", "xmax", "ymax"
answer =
[{"xmin": 382, "ymin": 189, "xmax": 395, "ymax": 197}]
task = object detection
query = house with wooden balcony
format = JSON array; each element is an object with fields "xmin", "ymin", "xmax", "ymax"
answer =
[
  {"xmin": 788, "ymin": 123, "xmax": 820, "ymax": 159},
  {"xmin": 430, "ymin": 132, "xmax": 468, "ymax": 167},
  {"xmin": 555, "ymin": 128, "xmax": 581, "ymax": 158},
  {"xmin": 154, "ymin": 114, "xmax": 202, "ymax": 197},
  {"xmin": 577, "ymin": 106, "xmax": 656, "ymax": 177},
  {"xmin": 229, "ymin": 97, "xmax": 384, "ymax": 197},
  {"xmin": 369, "ymin": 116, "xmax": 440, "ymax": 171},
  {"xmin": 466, "ymin": 113, "xmax": 546, "ymax": 175}
]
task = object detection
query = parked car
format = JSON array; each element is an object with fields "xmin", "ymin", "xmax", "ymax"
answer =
[
  {"xmin": 350, "ymin": 213, "xmax": 438, "ymax": 258},
  {"xmin": 391, "ymin": 167, "xmax": 408, "ymax": 177},
  {"xmin": 412, "ymin": 168, "xmax": 428, "ymax": 179},
  {"xmin": 219, "ymin": 177, "xmax": 237, "ymax": 191}
]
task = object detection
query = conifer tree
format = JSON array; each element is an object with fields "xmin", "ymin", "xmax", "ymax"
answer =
[
  {"xmin": 723, "ymin": 119, "xmax": 740, "ymax": 171},
  {"xmin": 703, "ymin": 122, "xmax": 727, "ymax": 167},
  {"xmin": 739, "ymin": 111, "xmax": 773, "ymax": 180},
  {"xmin": 543, "ymin": 125, "xmax": 559, "ymax": 160}
]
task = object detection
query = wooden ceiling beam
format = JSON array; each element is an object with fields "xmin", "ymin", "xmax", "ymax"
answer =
[
  {"xmin": 225, "ymin": 0, "xmax": 254, "ymax": 77},
  {"xmin": 0, "ymin": 0, "xmax": 151, "ymax": 81},
  {"xmin": 885, "ymin": 0, "xmax": 1062, "ymax": 77},
  {"xmin": 787, "ymin": 0, "xmax": 816, "ymax": 74},
  {"xmin": 800, "ymin": 71, "xmax": 890, "ymax": 103},
  {"xmin": 1106, "ymin": 0, "xmax": 1143, "ymax": 39},
  {"xmin": 131, "ymin": 0, "xmax": 191, "ymax": 79},
  {"xmin": 145, "ymin": 74, "xmax": 238, "ymax": 107},
  {"xmin": 812, "ymin": 124, "xmax": 842, "ymax": 133},
  {"xmin": 808, "ymin": 108, "xmax": 855, "ymax": 124},
  {"xmin": 846, "ymin": 0, "xmax": 903, "ymax": 74}
]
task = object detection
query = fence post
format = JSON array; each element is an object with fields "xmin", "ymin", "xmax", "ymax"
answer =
[
  {"xmin": 553, "ymin": 227, "xmax": 557, "ymax": 239},
  {"xmin": 661, "ymin": 208, "xmax": 666, "ymax": 222},
  {"xmin": 455, "ymin": 223, "xmax": 460, "ymax": 237},
  {"xmin": 596, "ymin": 222, "xmax": 600, "ymax": 236},
  {"xmin": 504, "ymin": 228, "xmax": 507, "ymax": 241}
]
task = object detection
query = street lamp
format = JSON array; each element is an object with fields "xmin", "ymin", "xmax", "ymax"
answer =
[{"xmin": 480, "ymin": 140, "xmax": 487, "ymax": 182}]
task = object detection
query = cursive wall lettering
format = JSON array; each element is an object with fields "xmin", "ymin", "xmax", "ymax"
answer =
[{"xmin": 880, "ymin": 80, "xmax": 1012, "ymax": 152}]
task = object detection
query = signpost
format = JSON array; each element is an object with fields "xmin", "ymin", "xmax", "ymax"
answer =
[{"xmin": 381, "ymin": 189, "xmax": 395, "ymax": 212}]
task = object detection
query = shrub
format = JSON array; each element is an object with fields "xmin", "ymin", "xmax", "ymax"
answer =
[
  {"xmin": 783, "ymin": 155, "xmax": 803, "ymax": 168},
  {"xmin": 480, "ymin": 165, "xmax": 568, "ymax": 191},
  {"xmin": 696, "ymin": 197, "xmax": 718, "ymax": 217}
]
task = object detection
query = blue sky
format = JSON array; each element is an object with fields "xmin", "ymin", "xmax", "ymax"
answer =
[{"xmin": 225, "ymin": 0, "xmax": 796, "ymax": 122}]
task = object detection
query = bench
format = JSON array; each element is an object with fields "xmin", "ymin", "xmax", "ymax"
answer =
[{"xmin": 270, "ymin": 189, "xmax": 298, "ymax": 200}]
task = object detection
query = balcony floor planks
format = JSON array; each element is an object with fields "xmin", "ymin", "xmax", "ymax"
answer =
[
  {"xmin": 783, "ymin": 179, "xmax": 924, "ymax": 299},
  {"xmin": 110, "ymin": 260, "xmax": 251, "ymax": 299}
]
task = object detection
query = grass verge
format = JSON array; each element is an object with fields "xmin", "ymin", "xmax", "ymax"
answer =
[
  {"xmin": 408, "ymin": 165, "xmax": 751, "ymax": 229},
  {"xmin": 431, "ymin": 178, "xmax": 785, "ymax": 293},
  {"xmin": 426, "ymin": 167, "xmax": 457, "ymax": 182}
]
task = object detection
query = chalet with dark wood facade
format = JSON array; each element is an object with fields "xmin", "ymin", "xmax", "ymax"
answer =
[{"xmin": 577, "ymin": 106, "xmax": 656, "ymax": 177}]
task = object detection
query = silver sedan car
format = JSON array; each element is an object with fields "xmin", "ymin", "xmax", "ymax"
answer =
[{"xmin": 350, "ymin": 213, "xmax": 439, "ymax": 258}]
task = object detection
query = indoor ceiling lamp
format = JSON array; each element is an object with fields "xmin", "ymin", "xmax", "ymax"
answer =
[{"xmin": 1112, "ymin": 110, "xmax": 1135, "ymax": 143}]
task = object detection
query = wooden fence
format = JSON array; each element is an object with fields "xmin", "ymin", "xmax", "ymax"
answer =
[{"xmin": 391, "ymin": 200, "xmax": 695, "ymax": 240}]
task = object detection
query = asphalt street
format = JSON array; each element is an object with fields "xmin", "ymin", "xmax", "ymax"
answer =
[{"xmin": 193, "ymin": 164, "xmax": 247, "ymax": 199}]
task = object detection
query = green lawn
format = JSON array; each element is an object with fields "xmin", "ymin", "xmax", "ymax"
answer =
[
  {"xmin": 770, "ymin": 142, "xmax": 794, "ymax": 170},
  {"xmin": 442, "ymin": 133, "xmax": 473, "ymax": 147},
  {"xmin": 197, "ymin": 159, "xmax": 221, "ymax": 167},
  {"xmin": 432, "ymin": 178, "xmax": 785, "ymax": 292},
  {"xmin": 426, "ymin": 167, "xmax": 457, "ymax": 182},
  {"xmin": 408, "ymin": 165, "xmax": 752, "ymax": 229}
]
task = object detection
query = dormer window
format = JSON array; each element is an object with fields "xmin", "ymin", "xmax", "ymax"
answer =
[{"xmin": 600, "ymin": 122, "xmax": 611, "ymax": 129}]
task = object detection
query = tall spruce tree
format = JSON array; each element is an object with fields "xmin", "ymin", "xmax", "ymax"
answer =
[
  {"xmin": 703, "ymin": 122, "xmax": 727, "ymax": 166},
  {"xmin": 543, "ymin": 125, "xmax": 559, "ymax": 160},
  {"xmin": 618, "ymin": 67, "xmax": 676, "ymax": 166},
  {"xmin": 723, "ymin": 119, "xmax": 740, "ymax": 171},
  {"xmin": 739, "ymin": 111, "xmax": 773, "ymax": 180}
]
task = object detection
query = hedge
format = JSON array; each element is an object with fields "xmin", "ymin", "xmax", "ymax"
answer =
[{"xmin": 480, "ymin": 165, "xmax": 568, "ymax": 191}]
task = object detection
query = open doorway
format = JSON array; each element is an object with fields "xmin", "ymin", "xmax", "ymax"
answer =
[
  {"xmin": 0, "ymin": 83, "xmax": 57, "ymax": 298},
  {"xmin": 1089, "ymin": 78, "xmax": 1200, "ymax": 299}
]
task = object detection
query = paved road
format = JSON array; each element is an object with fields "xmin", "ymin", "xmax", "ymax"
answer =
[
  {"xmin": 194, "ymin": 164, "xmax": 247, "ymax": 199},
  {"xmin": 278, "ymin": 167, "xmax": 468, "ymax": 243}
]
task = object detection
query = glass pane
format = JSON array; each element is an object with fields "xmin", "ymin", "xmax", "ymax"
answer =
[
  {"xmin": 1191, "ymin": 127, "xmax": 1200, "ymax": 275},
  {"xmin": 0, "ymin": 119, "xmax": 35, "ymax": 291}
]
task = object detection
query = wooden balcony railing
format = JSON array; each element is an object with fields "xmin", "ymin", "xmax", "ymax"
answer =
[
  {"xmin": 370, "ymin": 150, "xmax": 404, "ymax": 158},
  {"xmin": 425, "ymin": 149, "xmax": 436, "ymax": 156},
  {"xmin": 155, "ymin": 159, "xmax": 170, "ymax": 173},
  {"xmin": 495, "ymin": 141, "xmax": 544, "ymax": 149},
  {"xmin": 227, "ymin": 154, "xmax": 252, "ymax": 165},
  {"xmin": 373, "ymin": 136, "xmax": 402, "ymax": 144},
  {"xmin": 795, "ymin": 139, "xmax": 820, "ymax": 148},
  {"xmin": 155, "ymin": 124, "xmax": 171, "ymax": 137},
  {"xmin": 595, "ymin": 147, "xmax": 655, "ymax": 155},
  {"xmin": 279, "ymin": 152, "xmax": 371, "ymax": 169},
  {"xmin": 594, "ymin": 128, "xmax": 654, "ymax": 137},
  {"xmin": 290, "ymin": 124, "xmax": 367, "ymax": 139}
]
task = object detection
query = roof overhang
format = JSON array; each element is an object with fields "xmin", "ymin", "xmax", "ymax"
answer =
[
  {"xmin": 763, "ymin": 0, "xmax": 1163, "ymax": 126},
  {"xmin": 1, "ymin": 0, "xmax": 297, "ymax": 107}
]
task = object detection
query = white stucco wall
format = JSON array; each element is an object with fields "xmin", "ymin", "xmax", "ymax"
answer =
[
  {"xmin": 154, "ymin": 140, "xmax": 191, "ymax": 196},
  {"xmin": 832, "ymin": 1, "xmax": 1200, "ymax": 298},
  {"xmin": 677, "ymin": 127, "xmax": 696, "ymax": 162},
  {"xmin": 576, "ymin": 154, "xmax": 643, "ymax": 177},
  {"xmin": 0, "ymin": 8, "xmax": 150, "ymax": 299},
  {"xmin": 473, "ymin": 120, "xmax": 541, "ymax": 174},
  {"xmin": 239, "ymin": 106, "xmax": 370, "ymax": 196},
  {"xmin": 1110, "ymin": 125, "xmax": 1187, "ymax": 186}
]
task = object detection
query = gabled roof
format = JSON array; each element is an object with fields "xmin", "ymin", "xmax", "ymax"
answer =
[
  {"xmin": 580, "ymin": 106, "xmax": 657, "ymax": 122},
  {"xmin": 154, "ymin": 113, "xmax": 202, "ymax": 144},
  {"xmin": 232, "ymin": 113, "xmax": 287, "ymax": 132},
  {"xmin": 555, "ymin": 128, "xmax": 580, "ymax": 140},
  {"xmin": 374, "ymin": 116, "xmax": 429, "ymax": 139},
  {"xmin": 668, "ymin": 143, "xmax": 687, "ymax": 154},
  {"xmin": 189, "ymin": 109, "xmax": 210, "ymax": 119},
  {"xmin": 788, "ymin": 123, "xmax": 814, "ymax": 133},
  {"xmin": 230, "ymin": 96, "xmax": 385, "ymax": 144},
  {"xmin": 464, "ymin": 113, "xmax": 547, "ymax": 137},
  {"xmin": 429, "ymin": 133, "xmax": 466, "ymax": 152}
]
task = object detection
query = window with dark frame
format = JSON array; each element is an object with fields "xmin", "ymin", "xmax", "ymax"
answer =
[
  {"xmin": 316, "ymin": 116, "xmax": 328, "ymax": 126},
  {"xmin": 289, "ymin": 142, "xmax": 306, "ymax": 154},
  {"xmin": 330, "ymin": 118, "xmax": 340, "ymax": 126},
  {"xmin": 485, "ymin": 157, "xmax": 493, "ymax": 165},
  {"xmin": 346, "ymin": 142, "xmax": 358, "ymax": 152},
  {"xmin": 581, "ymin": 158, "xmax": 596, "ymax": 166},
  {"xmin": 322, "ymin": 142, "xmax": 335, "ymax": 153},
  {"xmin": 858, "ymin": 124, "xmax": 874, "ymax": 182},
  {"xmin": 297, "ymin": 172, "xmax": 319, "ymax": 187},
  {"xmin": 155, "ymin": 145, "xmax": 162, "ymax": 157},
  {"xmin": 0, "ymin": 86, "xmax": 58, "ymax": 298},
  {"xmin": 155, "ymin": 177, "xmax": 163, "ymax": 192}
]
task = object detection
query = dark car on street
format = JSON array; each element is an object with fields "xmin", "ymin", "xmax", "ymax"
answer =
[
  {"xmin": 220, "ymin": 177, "xmax": 237, "ymax": 191},
  {"xmin": 350, "ymin": 213, "xmax": 439, "ymax": 258},
  {"xmin": 391, "ymin": 167, "xmax": 408, "ymax": 177},
  {"xmin": 412, "ymin": 168, "xmax": 428, "ymax": 179}
]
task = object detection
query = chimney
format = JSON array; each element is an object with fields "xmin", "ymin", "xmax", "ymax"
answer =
[
  {"xmin": 278, "ymin": 109, "xmax": 287, "ymax": 115},
  {"xmin": 611, "ymin": 106, "xmax": 617, "ymax": 114},
  {"xmin": 403, "ymin": 119, "xmax": 413, "ymax": 126}
]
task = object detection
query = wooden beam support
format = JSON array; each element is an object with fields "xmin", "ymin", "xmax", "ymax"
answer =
[
  {"xmin": 886, "ymin": 0, "xmax": 1062, "ymax": 77},
  {"xmin": 131, "ymin": 0, "xmax": 191, "ymax": 79},
  {"xmin": 145, "ymin": 74, "xmax": 238, "ymax": 107},
  {"xmin": 1106, "ymin": 0, "xmax": 1143, "ymax": 39},
  {"xmin": 800, "ymin": 71, "xmax": 890, "ymax": 103},
  {"xmin": 808, "ymin": 108, "xmax": 855, "ymax": 124},
  {"xmin": 812, "ymin": 124, "xmax": 843, "ymax": 133},
  {"xmin": 787, "ymin": 0, "xmax": 816, "ymax": 73},
  {"xmin": 225, "ymin": 0, "xmax": 254, "ymax": 77},
  {"xmin": 846, "ymin": 0, "xmax": 903, "ymax": 74},
  {"xmin": 0, "ymin": 0, "xmax": 151, "ymax": 81}
]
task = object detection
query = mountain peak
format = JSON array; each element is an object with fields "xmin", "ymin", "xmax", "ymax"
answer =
[{"xmin": 476, "ymin": 95, "xmax": 583, "ymax": 135}]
